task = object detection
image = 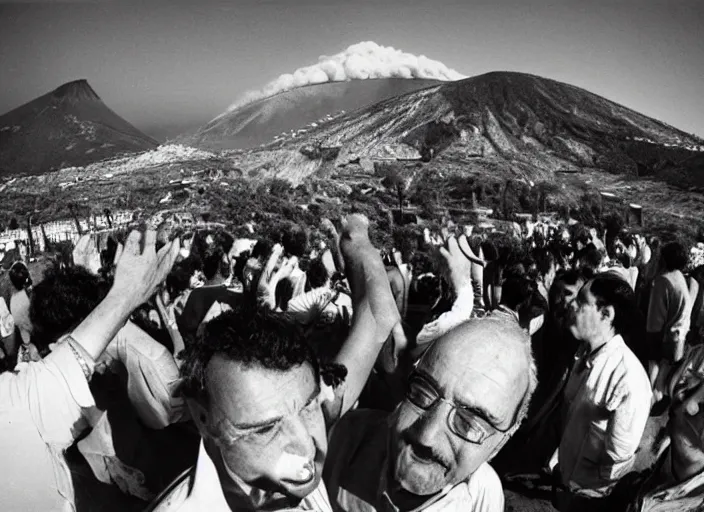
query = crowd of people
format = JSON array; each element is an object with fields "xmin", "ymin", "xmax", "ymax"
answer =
[{"xmin": 1, "ymin": 211, "xmax": 704, "ymax": 512}]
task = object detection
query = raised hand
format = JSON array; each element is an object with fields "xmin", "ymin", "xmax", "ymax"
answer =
[
  {"xmin": 438, "ymin": 236, "xmax": 474, "ymax": 293},
  {"xmin": 340, "ymin": 214, "xmax": 400, "ymax": 336},
  {"xmin": 72, "ymin": 234, "xmax": 101, "ymax": 275},
  {"xmin": 111, "ymin": 229, "xmax": 181, "ymax": 311}
]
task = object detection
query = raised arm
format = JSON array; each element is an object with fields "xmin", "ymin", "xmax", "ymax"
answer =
[
  {"xmin": 323, "ymin": 215, "xmax": 401, "ymax": 423},
  {"xmin": 70, "ymin": 230, "xmax": 180, "ymax": 362}
]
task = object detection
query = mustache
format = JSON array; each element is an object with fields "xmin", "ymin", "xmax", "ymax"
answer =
[{"xmin": 402, "ymin": 431, "xmax": 450, "ymax": 471}]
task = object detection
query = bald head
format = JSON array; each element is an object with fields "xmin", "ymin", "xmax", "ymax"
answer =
[{"xmin": 421, "ymin": 318, "xmax": 535, "ymax": 431}]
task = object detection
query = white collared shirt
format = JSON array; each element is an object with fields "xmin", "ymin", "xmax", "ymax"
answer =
[
  {"xmin": 151, "ymin": 441, "xmax": 333, "ymax": 512},
  {"xmin": 558, "ymin": 335, "xmax": 652, "ymax": 495}
]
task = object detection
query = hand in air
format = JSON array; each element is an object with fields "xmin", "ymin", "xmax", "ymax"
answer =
[
  {"xmin": 72, "ymin": 234, "xmax": 101, "ymax": 275},
  {"xmin": 340, "ymin": 214, "xmax": 400, "ymax": 337},
  {"xmin": 111, "ymin": 229, "xmax": 181, "ymax": 310}
]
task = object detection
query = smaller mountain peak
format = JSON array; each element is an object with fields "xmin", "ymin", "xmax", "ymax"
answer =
[{"xmin": 52, "ymin": 79, "xmax": 101, "ymax": 103}]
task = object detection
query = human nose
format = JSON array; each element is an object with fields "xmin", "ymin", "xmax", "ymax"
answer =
[
  {"xmin": 413, "ymin": 399, "xmax": 451, "ymax": 444},
  {"xmin": 280, "ymin": 414, "xmax": 316, "ymax": 459}
]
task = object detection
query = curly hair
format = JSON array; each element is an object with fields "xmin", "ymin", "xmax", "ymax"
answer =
[
  {"xmin": 30, "ymin": 265, "xmax": 111, "ymax": 351},
  {"xmin": 179, "ymin": 305, "xmax": 346, "ymax": 406}
]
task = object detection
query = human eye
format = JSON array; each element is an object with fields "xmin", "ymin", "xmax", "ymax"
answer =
[
  {"xmin": 407, "ymin": 379, "xmax": 437, "ymax": 408},
  {"xmin": 247, "ymin": 421, "xmax": 282, "ymax": 441},
  {"xmin": 452, "ymin": 410, "xmax": 489, "ymax": 443}
]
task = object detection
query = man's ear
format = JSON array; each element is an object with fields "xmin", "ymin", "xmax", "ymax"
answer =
[
  {"xmin": 186, "ymin": 398, "xmax": 210, "ymax": 436},
  {"xmin": 601, "ymin": 304, "xmax": 615, "ymax": 324}
]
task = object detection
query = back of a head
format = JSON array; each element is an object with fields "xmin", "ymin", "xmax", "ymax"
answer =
[
  {"xmin": 30, "ymin": 265, "xmax": 111, "ymax": 351},
  {"xmin": 202, "ymin": 246, "xmax": 228, "ymax": 280},
  {"xmin": 661, "ymin": 241, "xmax": 688, "ymax": 273},
  {"xmin": 500, "ymin": 276, "xmax": 533, "ymax": 312},
  {"xmin": 9, "ymin": 261, "xmax": 31, "ymax": 291},
  {"xmin": 282, "ymin": 225, "xmax": 309, "ymax": 258},
  {"xmin": 577, "ymin": 243, "xmax": 602, "ymax": 273},
  {"xmin": 180, "ymin": 306, "xmax": 320, "ymax": 405},
  {"xmin": 306, "ymin": 257, "xmax": 329, "ymax": 290},
  {"xmin": 251, "ymin": 239, "xmax": 272, "ymax": 261},
  {"xmin": 533, "ymin": 248, "xmax": 555, "ymax": 279}
]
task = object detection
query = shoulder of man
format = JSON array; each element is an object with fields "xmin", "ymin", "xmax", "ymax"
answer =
[
  {"xmin": 464, "ymin": 462, "xmax": 504, "ymax": 512},
  {"xmin": 328, "ymin": 408, "xmax": 388, "ymax": 454}
]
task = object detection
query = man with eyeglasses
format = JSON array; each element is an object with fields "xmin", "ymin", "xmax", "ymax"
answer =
[{"xmin": 323, "ymin": 317, "xmax": 537, "ymax": 512}]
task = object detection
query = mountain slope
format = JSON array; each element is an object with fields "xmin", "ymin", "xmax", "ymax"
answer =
[
  {"xmin": 180, "ymin": 78, "xmax": 442, "ymax": 151},
  {"xmin": 235, "ymin": 71, "xmax": 703, "ymax": 184},
  {"xmin": 0, "ymin": 80, "xmax": 158, "ymax": 177}
]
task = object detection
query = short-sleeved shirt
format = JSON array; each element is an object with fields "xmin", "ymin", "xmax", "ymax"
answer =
[
  {"xmin": 0, "ymin": 341, "xmax": 95, "ymax": 511},
  {"xmin": 324, "ymin": 409, "xmax": 505, "ymax": 512}
]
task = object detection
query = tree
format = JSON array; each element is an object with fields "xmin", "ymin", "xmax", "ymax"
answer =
[{"xmin": 380, "ymin": 164, "xmax": 410, "ymax": 224}]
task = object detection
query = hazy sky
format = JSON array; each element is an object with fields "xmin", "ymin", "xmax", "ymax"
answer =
[{"xmin": 1, "ymin": 0, "xmax": 702, "ymax": 141}]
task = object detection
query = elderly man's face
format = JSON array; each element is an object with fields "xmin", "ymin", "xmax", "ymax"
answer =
[
  {"xmin": 390, "ymin": 321, "xmax": 528, "ymax": 496},
  {"xmin": 201, "ymin": 357, "xmax": 327, "ymax": 500}
]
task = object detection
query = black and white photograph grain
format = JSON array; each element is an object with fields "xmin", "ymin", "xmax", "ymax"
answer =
[{"xmin": 1, "ymin": 1, "xmax": 703, "ymax": 511}]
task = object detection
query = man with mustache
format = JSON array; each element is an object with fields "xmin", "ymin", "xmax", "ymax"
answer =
[
  {"xmin": 323, "ymin": 317, "xmax": 537, "ymax": 511},
  {"xmin": 150, "ymin": 214, "xmax": 401, "ymax": 511}
]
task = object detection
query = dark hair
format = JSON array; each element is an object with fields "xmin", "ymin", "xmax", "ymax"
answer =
[
  {"xmin": 571, "ymin": 224, "xmax": 591, "ymax": 247},
  {"xmin": 251, "ymin": 239, "xmax": 273, "ymax": 260},
  {"xmin": 214, "ymin": 230, "xmax": 235, "ymax": 255},
  {"xmin": 660, "ymin": 241, "xmax": 688, "ymax": 272},
  {"xmin": 533, "ymin": 248, "xmax": 556, "ymax": 279},
  {"xmin": 501, "ymin": 276, "xmax": 534, "ymax": 312},
  {"xmin": 576, "ymin": 244, "xmax": 603, "ymax": 273},
  {"xmin": 202, "ymin": 246, "xmax": 229, "ymax": 280},
  {"xmin": 481, "ymin": 241, "xmax": 498, "ymax": 262},
  {"xmin": 281, "ymin": 225, "xmax": 309, "ymax": 258},
  {"xmin": 306, "ymin": 257, "xmax": 329, "ymax": 289},
  {"xmin": 30, "ymin": 265, "xmax": 111, "ymax": 351},
  {"xmin": 166, "ymin": 265, "xmax": 192, "ymax": 298},
  {"xmin": 179, "ymin": 305, "xmax": 347, "ymax": 406},
  {"xmin": 9, "ymin": 261, "xmax": 31, "ymax": 291},
  {"xmin": 589, "ymin": 274, "xmax": 642, "ymax": 339}
]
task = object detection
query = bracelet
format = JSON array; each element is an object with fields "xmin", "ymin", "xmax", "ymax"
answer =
[{"xmin": 66, "ymin": 337, "xmax": 93, "ymax": 381}]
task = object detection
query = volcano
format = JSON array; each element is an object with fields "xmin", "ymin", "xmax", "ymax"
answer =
[
  {"xmin": 232, "ymin": 71, "xmax": 704, "ymax": 185},
  {"xmin": 180, "ymin": 78, "xmax": 442, "ymax": 151},
  {"xmin": 0, "ymin": 79, "xmax": 158, "ymax": 177}
]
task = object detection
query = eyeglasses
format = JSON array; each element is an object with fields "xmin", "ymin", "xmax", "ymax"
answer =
[{"xmin": 405, "ymin": 372, "xmax": 516, "ymax": 444}]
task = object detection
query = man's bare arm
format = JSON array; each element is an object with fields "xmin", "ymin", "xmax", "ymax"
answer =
[{"xmin": 323, "ymin": 215, "xmax": 401, "ymax": 424}]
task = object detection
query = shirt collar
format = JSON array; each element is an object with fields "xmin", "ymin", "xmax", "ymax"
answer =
[{"xmin": 576, "ymin": 334, "xmax": 625, "ymax": 371}]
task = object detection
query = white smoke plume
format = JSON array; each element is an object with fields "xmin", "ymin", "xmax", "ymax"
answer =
[{"xmin": 225, "ymin": 41, "xmax": 466, "ymax": 113}]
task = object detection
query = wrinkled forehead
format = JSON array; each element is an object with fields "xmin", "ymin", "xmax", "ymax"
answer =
[
  {"xmin": 206, "ymin": 357, "xmax": 318, "ymax": 424},
  {"xmin": 418, "ymin": 324, "xmax": 528, "ymax": 421}
]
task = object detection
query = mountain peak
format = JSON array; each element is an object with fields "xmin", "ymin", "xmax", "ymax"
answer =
[{"xmin": 51, "ymin": 79, "xmax": 101, "ymax": 103}]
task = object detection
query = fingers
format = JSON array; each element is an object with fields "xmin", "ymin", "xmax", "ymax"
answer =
[
  {"xmin": 144, "ymin": 228, "xmax": 157, "ymax": 253},
  {"xmin": 124, "ymin": 230, "xmax": 142, "ymax": 256},
  {"xmin": 113, "ymin": 243, "xmax": 124, "ymax": 265}
]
